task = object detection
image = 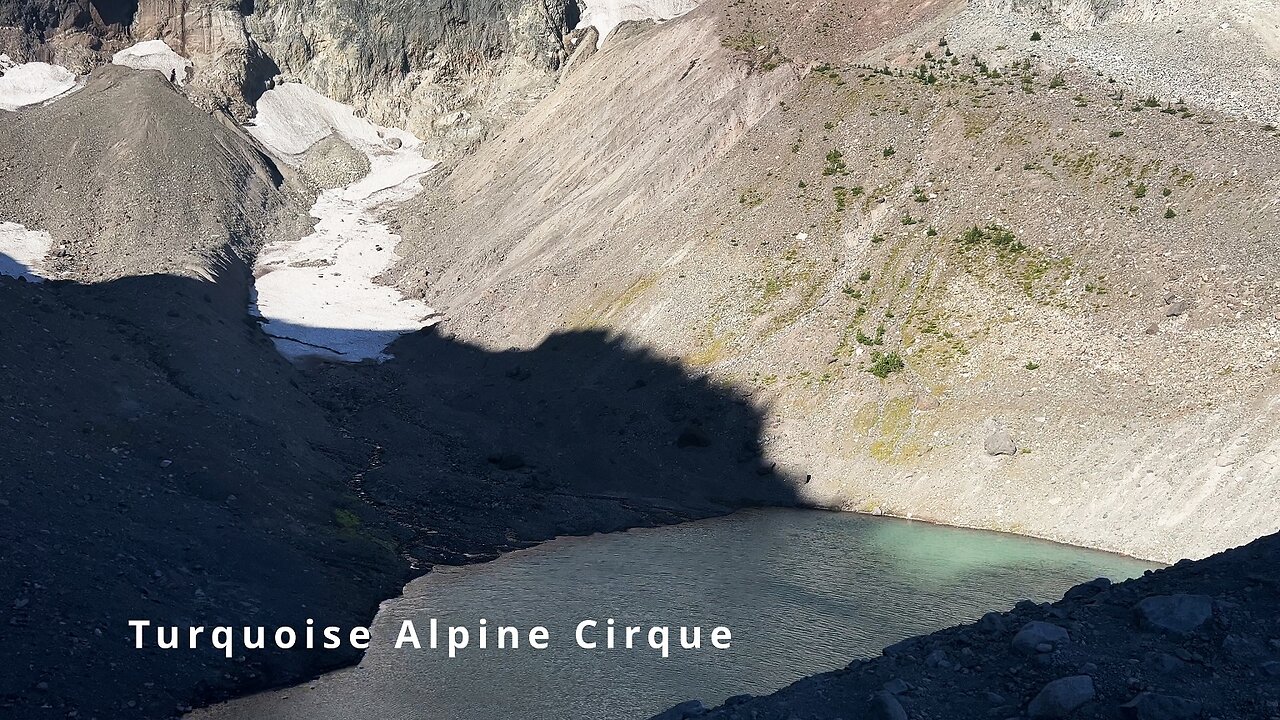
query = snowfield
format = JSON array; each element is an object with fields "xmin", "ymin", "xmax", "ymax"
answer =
[
  {"xmin": 0, "ymin": 56, "xmax": 78, "ymax": 111},
  {"xmin": 578, "ymin": 0, "xmax": 697, "ymax": 46},
  {"xmin": 0, "ymin": 222, "xmax": 53, "ymax": 282},
  {"xmin": 111, "ymin": 40, "xmax": 192, "ymax": 85},
  {"xmin": 246, "ymin": 83, "xmax": 441, "ymax": 362}
]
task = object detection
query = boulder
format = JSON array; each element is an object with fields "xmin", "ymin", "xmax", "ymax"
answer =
[
  {"xmin": 1063, "ymin": 577, "xmax": 1111, "ymax": 601},
  {"xmin": 1134, "ymin": 594, "xmax": 1213, "ymax": 636},
  {"xmin": 868, "ymin": 690, "xmax": 908, "ymax": 720},
  {"xmin": 1143, "ymin": 651, "xmax": 1187, "ymax": 675},
  {"xmin": 976, "ymin": 611, "xmax": 1007, "ymax": 634},
  {"xmin": 882, "ymin": 678, "xmax": 911, "ymax": 695},
  {"xmin": 1013, "ymin": 621, "xmax": 1070, "ymax": 654},
  {"xmin": 1028, "ymin": 676, "xmax": 1096, "ymax": 718},
  {"xmin": 924, "ymin": 648, "xmax": 952, "ymax": 668},
  {"xmin": 1221, "ymin": 633, "xmax": 1266, "ymax": 662},
  {"xmin": 985, "ymin": 428, "xmax": 1017, "ymax": 456},
  {"xmin": 652, "ymin": 700, "xmax": 705, "ymax": 720}
]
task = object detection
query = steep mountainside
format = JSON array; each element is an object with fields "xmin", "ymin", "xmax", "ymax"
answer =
[{"xmin": 386, "ymin": 0, "xmax": 1280, "ymax": 563}]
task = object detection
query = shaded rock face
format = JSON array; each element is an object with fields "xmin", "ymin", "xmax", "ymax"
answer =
[
  {"xmin": 0, "ymin": 0, "xmax": 136, "ymax": 35},
  {"xmin": 0, "ymin": 0, "xmax": 134, "ymax": 71}
]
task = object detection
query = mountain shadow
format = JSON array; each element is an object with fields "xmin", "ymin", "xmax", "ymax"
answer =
[{"xmin": 0, "ymin": 262, "xmax": 799, "ymax": 719}]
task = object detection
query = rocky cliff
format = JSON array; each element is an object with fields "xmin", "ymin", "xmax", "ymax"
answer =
[{"xmin": 0, "ymin": 0, "xmax": 577, "ymax": 145}]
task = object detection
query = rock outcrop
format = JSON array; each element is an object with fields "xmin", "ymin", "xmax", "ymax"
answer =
[
  {"xmin": 244, "ymin": 0, "xmax": 574, "ymax": 145},
  {"xmin": 1, "ymin": 0, "xmax": 579, "ymax": 144}
]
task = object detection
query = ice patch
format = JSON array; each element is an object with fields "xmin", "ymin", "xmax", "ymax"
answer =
[
  {"xmin": 112, "ymin": 40, "xmax": 192, "ymax": 86},
  {"xmin": 246, "ymin": 83, "xmax": 440, "ymax": 363},
  {"xmin": 0, "ymin": 222, "xmax": 54, "ymax": 282},
  {"xmin": 577, "ymin": 0, "xmax": 698, "ymax": 47},
  {"xmin": 246, "ymin": 83, "xmax": 419, "ymax": 160},
  {"xmin": 0, "ymin": 59, "xmax": 78, "ymax": 111}
]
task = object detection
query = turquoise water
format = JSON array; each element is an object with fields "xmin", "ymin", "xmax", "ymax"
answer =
[{"xmin": 196, "ymin": 509, "xmax": 1154, "ymax": 720}]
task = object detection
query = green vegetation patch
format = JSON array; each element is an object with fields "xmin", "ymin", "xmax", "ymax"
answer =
[{"xmin": 868, "ymin": 351, "xmax": 905, "ymax": 378}]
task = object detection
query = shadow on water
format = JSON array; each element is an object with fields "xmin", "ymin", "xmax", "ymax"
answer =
[{"xmin": 0, "ymin": 257, "xmax": 799, "ymax": 719}]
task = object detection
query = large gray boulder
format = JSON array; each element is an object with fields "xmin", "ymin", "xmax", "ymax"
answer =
[
  {"xmin": 1134, "ymin": 594, "xmax": 1214, "ymax": 636},
  {"xmin": 985, "ymin": 428, "xmax": 1018, "ymax": 455},
  {"xmin": 868, "ymin": 690, "xmax": 909, "ymax": 720},
  {"xmin": 1013, "ymin": 621, "xmax": 1070, "ymax": 654}
]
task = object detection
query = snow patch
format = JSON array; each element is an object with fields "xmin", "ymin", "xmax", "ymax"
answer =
[
  {"xmin": 112, "ymin": 40, "xmax": 193, "ymax": 86},
  {"xmin": 246, "ymin": 83, "xmax": 440, "ymax": 363},
  {"xmin": 246, "ymin": 83, "xmax": 419, "ymax": 161},
  {"xmin": 0, "ymin": 59, "xmax": 78, "ymax": 111},
  {"xmin": 577, "ymin": 0, "xmax": 698, "ymax": 47},
  {"xmin": 0, "ymin": 222, "xmax": 54, "ymax": 282}
]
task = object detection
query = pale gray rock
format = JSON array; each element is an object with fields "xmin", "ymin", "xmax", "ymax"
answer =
[
  {"xmin": 985, "ymin": 428, "xmax": 1018, "ymax": 456},
  {"xmin": 1013, "ymin": 621, "xmax": 1070, "ymax": 654}
]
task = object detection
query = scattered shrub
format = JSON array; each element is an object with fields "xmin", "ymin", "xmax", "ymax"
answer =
[{"xmin": 868, "ymin": 351, "xmax": 905, "ymax": 378}]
